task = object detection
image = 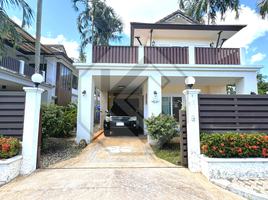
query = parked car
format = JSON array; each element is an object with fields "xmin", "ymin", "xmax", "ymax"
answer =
[{"xmin": 104, "ymin": 103, "xmax": 139, "ymax": 136}]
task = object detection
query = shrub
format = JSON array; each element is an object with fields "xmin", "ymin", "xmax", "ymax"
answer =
[
  {"xmin": 144, "ymin": 114, "xmax": 179, "ymax": 147},
  {"xmin": 200, "ymin": 132, "xmax": 268, "ymax": 158},
  {"xmin": 0, "ymin": 136, "xmax": 21, "ymax": 159}
]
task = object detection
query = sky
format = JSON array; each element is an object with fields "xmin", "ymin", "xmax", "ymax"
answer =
[{"xmin": 5, "ymin": 0, "xmax": 268, "ymax": 75}]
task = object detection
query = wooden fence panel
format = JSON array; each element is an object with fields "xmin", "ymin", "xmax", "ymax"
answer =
[
  {"xmin": 0, "ymin": 57, "xmax": 20, "ymax": 72},
  {"xmin": 24, "ymin": 64, "xmax": 35, "ymax": 78},
  {"xmin": 145, "ymin": 47, "xmax": 189, "ymax": 64},
  {"xmin": 179, "ymin": 110, "xmax": 188, "ymax": 164},
  {"xmin": 199, "ymin": 94, "xmax": 268, "ymax": 134},
  {"xmin": 92, "ymin": 46, "xmax": 139, "ymax": 64},
  {"xmin": 195, "ymin": 48, "xmax": 240, "ymax": 65},
  {"xmin": 0, "ymin": 91, "xmax": 25, "ymax": 140}
]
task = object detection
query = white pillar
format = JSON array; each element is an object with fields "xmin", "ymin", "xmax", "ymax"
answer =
[
  {"xmin": 147, "ymin": 74, "xmax": 161, "ymax": 145},
  {"xmin": 19, "ymin": 60, "xmax": 25, "ymax": 75},
  {"xmin": 100, "ymin": 91, "xmax": 108, "ymax": 129},
  {"xmin": 87, "ymin": 44, "xmax": 93, "ymax": 63},
  {"xmin": 240, "ymin": 47, "xmax": 247, "ymax": 65},
  {"xmin": 20, "ymin": 87, "xmax": 44, "ymax": 175},
  {"xmin": 77, "ymin": 70, "xmax": 95, "ymax": 144},
  {"xmin": 138, "ymin": 46, "xmax": 144, "ymax": 64},
  {"xmin": 183, "ymin": 89, "xmax": 201, "ymax": 173},
  {"xmin": 235, "ymin": 73, "xmax": 258, "ymax": 94},
  {"xmin": 189, "ymin": 46, "xmax": 195, "ymax": 64}
]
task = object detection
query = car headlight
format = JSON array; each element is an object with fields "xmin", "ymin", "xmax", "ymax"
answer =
[
  {"xmin": 129, "ymin": 116, "xmax": 137, "ymax": 121},
  {"xmin": 105, "ymin": 116, "xmax": 113, "ymax": 122}
]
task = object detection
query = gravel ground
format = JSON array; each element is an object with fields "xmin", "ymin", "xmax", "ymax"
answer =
[{"xmin": 40, "ymin": 135, "xmax": 85, "ymax": 168}]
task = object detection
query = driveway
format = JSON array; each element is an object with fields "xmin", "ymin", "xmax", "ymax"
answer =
[{"xmin": 0, "ymin": 133, "xmax": 244, "ymax": 200}]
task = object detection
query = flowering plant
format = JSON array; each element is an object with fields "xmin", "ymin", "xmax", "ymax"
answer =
[
  {"xmin": 0, "ymin": 136, "xmax": 21, "ymax": 159},
  {"xmin": 200, "ymin": 132, "xmax": 268, "ymax": 158}
]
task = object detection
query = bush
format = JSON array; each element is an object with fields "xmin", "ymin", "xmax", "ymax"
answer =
[
  {"xmin": 0, "ymin": 136, "xmax": 21, "ymax": 159},
  {"xmin": 144, "ymin": 114, "xmax": 179, "ymax": 147},
  {"xmin": 200, "ymin": 132, "xmax": 268, "ymax": 158}
]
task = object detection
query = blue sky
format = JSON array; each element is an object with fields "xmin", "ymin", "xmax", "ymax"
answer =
[{"xmin": 5, "ymin": 0, "xmax": 268, "ymax": 75}]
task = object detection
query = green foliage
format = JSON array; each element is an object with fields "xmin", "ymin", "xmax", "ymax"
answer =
[
  {"xmin": 144, "ymin": 114, "xmax": 179, "ymax": 147},
  {"xmin": 181, "ymin": 102, "xmax": 186, "ymax": 110},
  {"xmin": 0, "ymin": 136, "xmax": 21, "ymax": 159},
  {"xmin": 226, "ymin": 85, "xmax": 236, "ymax": 94},
  {"xmin": 257, "ymin": 73, "xmax": 268, "ymax": 94},
  {"xmin": 257, "ymin": 0, "xmax": 268, "ymax": 19},
  {"xmin": 200, "ymin": 132, "xmax": 268, "ymax": 158},
  {"xmin": 152, "ymin": 143, "xmax": 181, "ymax": 165},
  {"xmin": 41, "ymin": 102, "xmax": 77, "ymax": 138}
]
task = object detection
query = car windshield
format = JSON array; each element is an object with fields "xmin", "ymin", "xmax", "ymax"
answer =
[{"xmin": 110, "ymin": 103, "xmax": 137, "ymax": 116}]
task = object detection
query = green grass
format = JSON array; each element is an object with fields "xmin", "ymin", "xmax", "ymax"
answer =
[{"xmin": 152, "ymin": 143, "xmax": 181, "ymax": 165}]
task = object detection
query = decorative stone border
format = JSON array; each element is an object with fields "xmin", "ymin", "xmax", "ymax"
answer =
[
  {"xmin": 0, "ymin": 155, "xmax": 22, "ymax": 185},
  {"xmin": 200, "ymin": 154, "xmax": 268, "ymax": 180}
]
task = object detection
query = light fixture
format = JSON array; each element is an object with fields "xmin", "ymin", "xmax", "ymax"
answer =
[
  {"xmin": 154, "ymin": 91, "xmax": 157, "ymax": 97},
  {"xmin": 210, "ymin": 42, "xmax": 214, "ymax": 48},
  {"xmin": 185, "ymin": 76, "xmax": 196, "ymax": 89},
  {"xmin": 266, "ymin": 91, "xmax": 268, "ymax": 95},
  {"xmin": 31, "ymin": 73, "xmax": 43, "ymax": 88},
  {"xmin": 152, "ymin": 41, "xmax": 156, "ymax": 47},
  {"xmin": 118, "ymin": 86, "xmax": 125, "ymax": 89},
  {"xmin": 82, "ymin": 90, "xmax": 86, "ymax": 96}
]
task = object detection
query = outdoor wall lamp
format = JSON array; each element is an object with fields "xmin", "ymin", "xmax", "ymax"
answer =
[
  {"xmin": 154, "ymin": 91, "xmax": 157, "ymax": 97},
  {"xmin": 152, "ymin": 41, "xmax": 155, "ymax": 46},
  {"xmin": 82, "ymin": 90, "xmax": 86, "ymax": 96},
  {"xmin": 31, "ymin": 73, "xmax": 43, "ymax": 88},
  {"xmin": 151, "ymin": 91, "xmax": 159, "ymax": 103},
  {"xmin": 185, "ymin": 76, "xmax": 196, "ymax": 89},
  {"xmin": 210, "ymin": 42, "xmax": 214, "ymax": 48}
]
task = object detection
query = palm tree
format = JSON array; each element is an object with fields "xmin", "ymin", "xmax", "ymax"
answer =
[
  {"xmin": 257, "ymin": 0, "xmax": 268, "ymax": 19},
  {"xmin": 0, "ymin": 0, "xmax": 34, "ymax": 60},
  {"xmin": 72, "ymin": 0, "xmax": 123, "ymax": 57},
  {"xmin": 178, "ymin": 0, "xmax": 240, "ymax": 25}
]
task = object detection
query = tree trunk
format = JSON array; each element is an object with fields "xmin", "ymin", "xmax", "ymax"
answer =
[
  {"xmin": 207, "ymin": 0, "xmax": 210, "ymax": 25},
  {"xmin": 35, "ymin": 0, "xmax": 43, "ymax": 73}
]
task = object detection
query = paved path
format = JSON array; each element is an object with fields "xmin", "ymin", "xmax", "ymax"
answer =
[{"xmin": 0, "ymin": 133, "xmax": 244, "ymax": 200}]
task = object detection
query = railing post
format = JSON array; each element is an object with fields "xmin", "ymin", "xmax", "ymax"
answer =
[
  {"xmin": 87, "ymin": 44, "xmax": 93, "ymax": 63},
  {"xmin": 20, "ymin": 87, "xmax": 44, "ymax": 175},
  {"xmin": 183, "ymin": 89, "xmax": 201, "ymax": 173},
  {"xmin": 138, "ymin": 46, "xmax": 144, "ymax": 64},
  {"xmin": 19, "ymin": 60, "xmax": 25, "ymax": 75},
  {"xmin": 189, "ymin": 46, "xmax": 195, "ymax": 64},
  {"xmin": 240, "ymin": 47, "xmax": 246, "ymax": 65}
]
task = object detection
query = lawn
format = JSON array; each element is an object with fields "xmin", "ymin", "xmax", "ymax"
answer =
[{"xmin": 151, "ymin": 143, "xmax": 181, "ymax": 165}]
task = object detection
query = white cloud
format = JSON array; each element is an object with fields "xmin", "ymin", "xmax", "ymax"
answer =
[
  {"xmin": 252, "ymin": 47, "xmax": 258, "ymax": 52},
  {"xmin": 216, "ymin": 5, "xmax": 268, "ymax": 48},
  {"xmin": 11, "ymin": 16, "xmax": 32, "ymax": 30},
  {"xmin": 250, "ymin": 53, "xmax": 266, "ymax": 64},
  {"xmin": 37, "ymin": 35, "xmax": 80, "ymax": 59}
]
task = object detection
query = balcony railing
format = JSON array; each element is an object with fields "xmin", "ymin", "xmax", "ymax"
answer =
[
  {"xmin": 91, "ymin": 46, "xmax": 243, "ymax": 65},
  {"xmin": 0, "ymin": 57, "xmax": 20, "ymax": 73},
  {"xmin": 24, "ymin": 63, "xmax": 35, "ymax": 78}
]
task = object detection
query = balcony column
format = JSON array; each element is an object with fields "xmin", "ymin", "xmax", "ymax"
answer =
[
  {"xmin": 138, "ymin": 46, "xmax": 144, "ymax": 64},
  {"xmin": 189, "ymin": 46, "xmax": 195, "ymax": 64},
  {"xmin": 240, "ymin": 47, "xmax": 247, "ymax": 65},
  {"xmin": 19, "ymin": 60, "xmax": 25, "ymax": 75},
  {"xmin": 87, "ymin": 44, "xmax": 93, "ymax": 63},
  {"xmin": 235, "ymin": 73, "xmax": 258, "ymax": 94}
]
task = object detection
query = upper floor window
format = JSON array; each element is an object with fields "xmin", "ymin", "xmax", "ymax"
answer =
[
  {"xmin": 61, "ymin": 65, "xmax": 71, "ymax": 90},
  {"xmin": 72, "ymin": 75, "xmax": 78, "ymax": 90}
]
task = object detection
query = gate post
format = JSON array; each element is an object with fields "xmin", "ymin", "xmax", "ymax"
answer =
[
  {"xmin": 20, "ymin": 87, "xmax": 44, "ymax": 175},
  {"xmin": 183, "ymin": 89, "xmax": 201, "ymax": 173}
]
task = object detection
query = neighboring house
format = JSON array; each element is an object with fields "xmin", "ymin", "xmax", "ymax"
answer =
[
  {"xmin": 74, "ymin": 10, "xmax": 263, "ymax": 143},
  {"xmin": 0, "ymin": 18, "xmax": 79, "ymax": 105}
]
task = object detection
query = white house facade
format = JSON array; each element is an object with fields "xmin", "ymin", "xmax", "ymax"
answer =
[{"xmin": 74, "ymin": 10, "xmax": 263, "ymax": 144}]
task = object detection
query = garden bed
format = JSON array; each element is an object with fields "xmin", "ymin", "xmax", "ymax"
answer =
[{"xmin": 0, "ymin": 155, "xmax": 22, "ymax": 185}]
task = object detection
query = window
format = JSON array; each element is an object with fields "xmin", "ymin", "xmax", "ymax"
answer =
[
  {"xmin": 72, "ymin": 75, "xmax": 78, "ymax": 90},
  {"xmin": 61, "ymin": 65, "xmax": 71, "ymax": 90},
  {"xmin": 162, "ymin": 96, "xmax": 183, "ymax": 121}
]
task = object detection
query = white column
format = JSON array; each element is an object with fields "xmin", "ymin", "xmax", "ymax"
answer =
[
  {"xmin": 240, "ymin": 47, "xmax": 247, "ymax": 65},
  {"xmin": 87, "ymin": 44, "xmax": 93, "ymax": 63},
  {"xmin": 235, "ymin": 73, "xmax": 258, "ymax": 94},
  {"xmin": 189, "ymin": 46, "xmax": 195, "ymax": 64},
  {"xmin": 147, "ymin": 74, "xmax": 161, "ymax": 145},
  {"xmin": 77, "ymin": 70, "xmax": 95, "ymax": 144},
  {"xmin": 19, "ymin": 60, "xmax": 25, "ymax": 75},
  {"xmin": 183, "ymin": 89, "xmax": 201, "ymax": 173},
  {"xmin": 20, "ymin": 87, "xmax": 44, "ymax": 175},
  {"xmin": 138, "ymin": 46, "xmax": 144, "ymax": 64},
  {"xmin": 100, "ymin": 91, "xmax": 108, "ymax": 129}
]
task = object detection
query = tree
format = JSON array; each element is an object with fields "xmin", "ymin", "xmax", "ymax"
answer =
[
  {"xmin": 178, "ymin": 0, "xmax": 240, "ymax": 25},
  {"xmin": 72, "ymin": 0, "xmax": 123, "ymax": 56},
  {"xmin": 35, "ymin": 0, "xmax": 43, "ymax": 73},
  {"xmin": 257, "ymin": 73, "xmax": 268, "ymax": 94},
  {"xmin": 0, "ymin": 0, "xmax": 34, "ymax": 60},
  {"xmin": 257, "ymin": 0, "xmax": 268, "ymax": 19}
]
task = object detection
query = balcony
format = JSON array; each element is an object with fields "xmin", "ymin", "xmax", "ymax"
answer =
[
  {"xmin": 0, "ymin": 57, "xmax": 35, "ymax": 78},
  {"xmin": 91, "ymin": 46, "xmax": 244, "ymax": 65}
]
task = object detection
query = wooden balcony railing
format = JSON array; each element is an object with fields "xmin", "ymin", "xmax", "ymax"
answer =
[
  {"xmin": 0, "ymin": 57, "xmax": 20, "ymax": 72},
  {"xmin": 144, "ymin": 47, "xmax": 189, "ymax": 64},
  {"xmin": 92, "ymin": 46, "xmax": 139, "ymax": 64},
  {"xmin": 195, "ymin": 47, "xmax": 240, "ymax": 65}
]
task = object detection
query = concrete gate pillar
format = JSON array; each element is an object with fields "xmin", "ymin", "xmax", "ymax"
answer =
[
  {"xmin": 183, "ymin": 89, "xmax": 201, "ymax": 173},
  {"xmin": 100, "ymin": 91, "xmax": 108, "ymax": 129}
]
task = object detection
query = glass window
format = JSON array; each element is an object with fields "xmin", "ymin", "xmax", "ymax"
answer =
[
  {"xmin": 162, "ymin": 96, "xmax": 182, "ymax": 122},
  {"xmin": 172, "ymin": 97, "xmax": 182, "ymax": 121},
  {"xmin": 61, "ymin": 65, "xmax": 71, "ymax": 90},
  {"xmin": 162, "ymin": 97, "xmax": 171, "ymax": 115}
]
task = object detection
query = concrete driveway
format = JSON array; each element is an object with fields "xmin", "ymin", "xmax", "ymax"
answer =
[{"xmin": 0, "ymin": 133, "xmax": 244, "ymax": 200}]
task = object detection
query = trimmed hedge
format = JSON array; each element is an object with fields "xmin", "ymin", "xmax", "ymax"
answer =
[{"xmin": 200, "ymin": 132, "xmax": 268, "ymax": 158}]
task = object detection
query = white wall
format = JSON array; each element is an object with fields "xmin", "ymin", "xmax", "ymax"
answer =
[{"xmin": 146, "ymin": 37, "xmax": 212, "ymax": 47}]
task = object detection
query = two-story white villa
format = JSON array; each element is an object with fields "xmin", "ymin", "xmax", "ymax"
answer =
[
  {"xmin": 74, "ymin": 10, "xmax": 263, "ymax": 143},
  {"xmin": 0, "ymin": 17, "xmax": 79, "ymax": 105}
]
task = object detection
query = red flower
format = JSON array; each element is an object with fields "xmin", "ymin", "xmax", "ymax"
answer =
[
  {"xmin": 219, "ymin": 150, "xmax": 223, "ymax": 153},
  {"xmin": 262, "ymin": 148, "xmax": 268, "ymax": 157},
  {"xmin": 230, "ymin": 147, "xmax": 234, "ymax": 151},
  {"xmin": 213, "ymin": 146, "xmax": 216, "ymax": 150},
  {"xmin": 221, "ymin": 143, "xmax": 224, "ymax": 147},
  {"xmin": 230, "ymin": 138, "xmax": 233, "ymax": 140},
  {"xmin": 241, "ymin": 135, "xmax": 244, "ymax": 139}
]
